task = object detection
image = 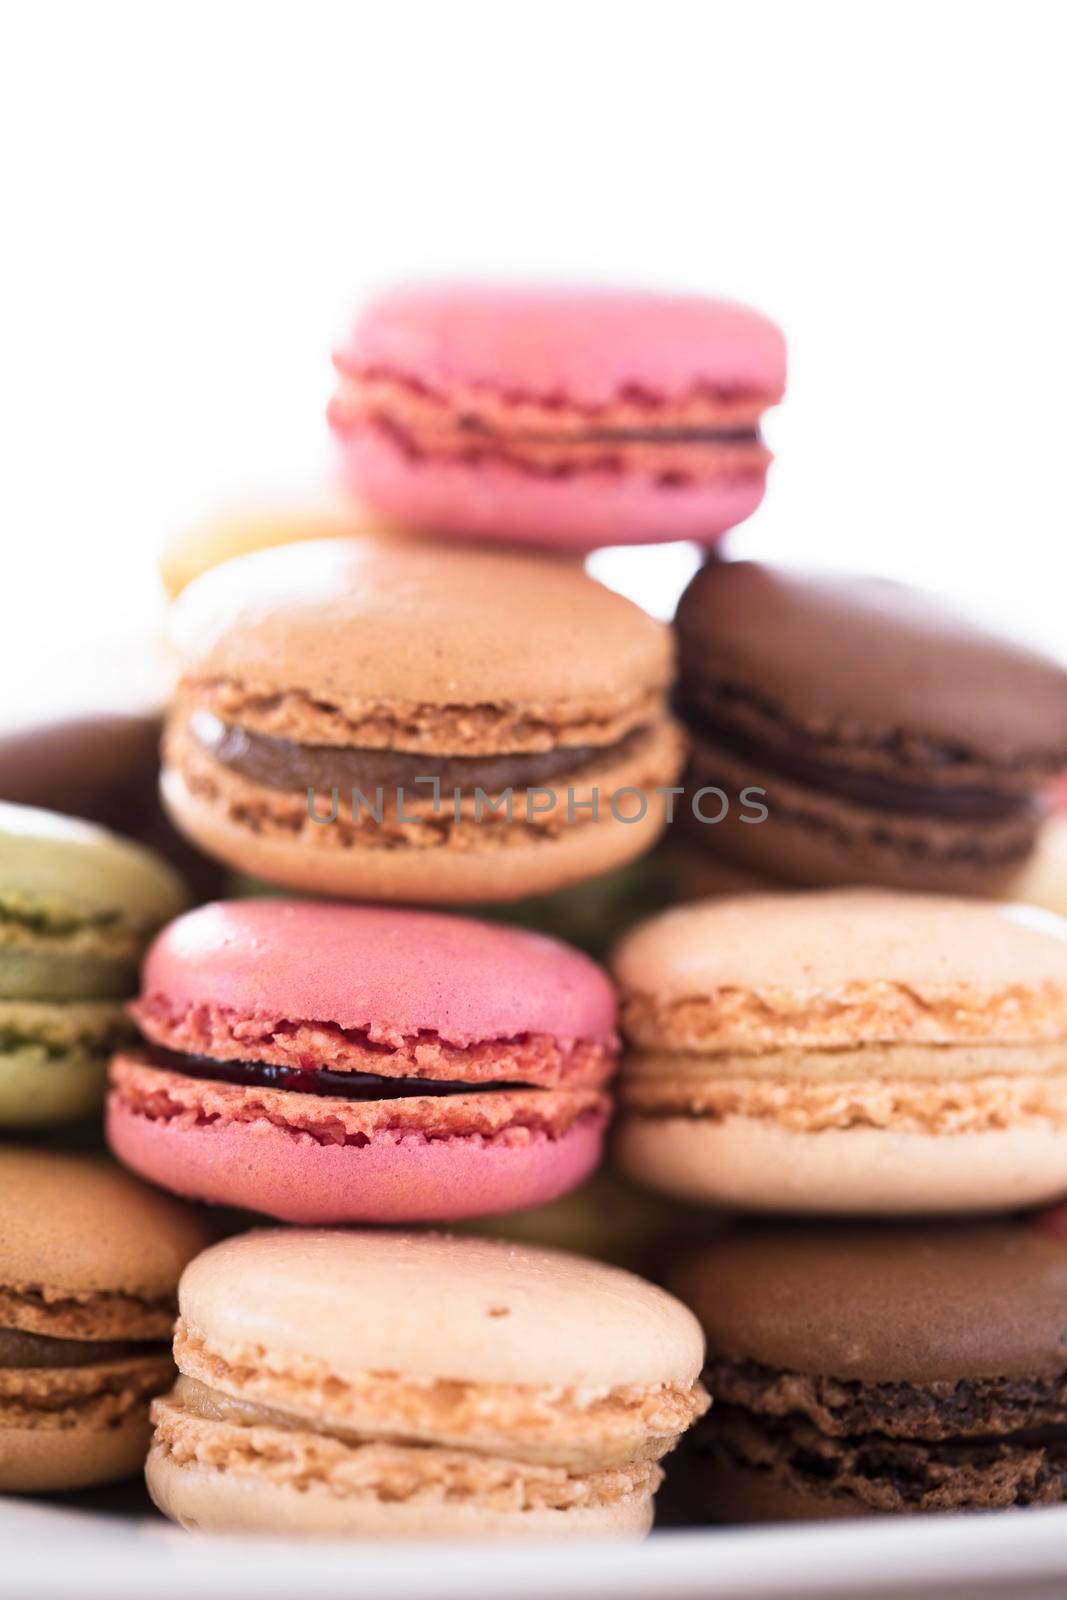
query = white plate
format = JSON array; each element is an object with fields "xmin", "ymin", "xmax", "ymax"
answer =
[{"xmin": 5, "ymin": 1500, "xmax": 1067, "ymax": 1600}]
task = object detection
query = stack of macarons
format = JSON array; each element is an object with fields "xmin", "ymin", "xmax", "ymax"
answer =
[
  {"xmin": 8, "ymin": 276, "xmax": 1067, "ymax": 1543},
  {"xmin": 48, "ymin": 279, "xmax": 780, "ymax": 1531}
]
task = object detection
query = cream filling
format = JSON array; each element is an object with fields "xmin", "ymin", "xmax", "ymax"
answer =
[
  {"xmin": 152, "ymin": 1383, "xmax": 661, "ymax": 1512},
  {"xmin": 174, "ymin": 1322, "xmax": 708, "ymax": 1471},
  {"xmin": 624, "ymin": 1041, "xmax": 1067, "ymax": 1084},
  {"xmin": 621, "ymin": 1054, "xmax": 1067, "ymax": 1135}
]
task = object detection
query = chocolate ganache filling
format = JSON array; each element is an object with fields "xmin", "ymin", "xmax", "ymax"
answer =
[
  {"xmin": 145, "ymin": 1044, "xmax": 524, "ymax": 1100},
  {"xmin": 684, "ymin": 707, "xmax": 1030, "ymax": 823},
  {"xmin": 0, "ymin": 1327, "xmax": 159, "ymax": 1368},
  {"xmin": 191, "ymin": 711, "xmax": 645, "ymax": 795},
  {"xmin": 457, "ymin": 422, "xmax": 762, "ymax": 445}
]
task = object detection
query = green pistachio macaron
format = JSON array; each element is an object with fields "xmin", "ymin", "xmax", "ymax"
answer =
[{"xmin": 0, "ymin": 802, "xmax": 187, "ymax": 1128}]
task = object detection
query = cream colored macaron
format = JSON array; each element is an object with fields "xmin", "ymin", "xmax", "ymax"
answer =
[
  {"xmin": 613, "ymin": 889, "xmax": 1067, "ymax": 1215},
  {"xmin": 146, "ymin": 1228, "xmax": 708, "ymax": 1539}
]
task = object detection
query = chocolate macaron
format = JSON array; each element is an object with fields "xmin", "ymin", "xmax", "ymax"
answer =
[
  {"xmin": 162, "ymin": 538, "xmax": 683, "ymax": 902},
  {"xmin": 674, "ymin": 561, "xmax": 1067, "ymax": 893},
  {"xmin": 0, "ymin": 1146, "xmax": 213, "ymax": 1493},
  {"xmin": 613, "ymin": 889, "xmax": 1067, "ymax": 1214},
  {"xmin": 670, "ymin": 1220, "xmax": 1067, "ymax": 1519}
]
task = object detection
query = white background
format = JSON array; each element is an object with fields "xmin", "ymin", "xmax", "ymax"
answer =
[{"xmin": 1, "ymin": 1, "xmax": 1062, "ymax": 731}]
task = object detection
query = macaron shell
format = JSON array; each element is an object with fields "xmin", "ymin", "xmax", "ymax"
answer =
[
  {"xmin": 611, "ymin": 890, "xmax": 1067, "ymax": 999},
  {"xmin": 107, "ymin": 1098, "xmax": 606, "ymax": 1225},
  {"xmin": 669, "ymin": 1221, "xmax": 1067, "ymax": 1384},
  {"xmin": 675, "ymin": 562, "xmax": 1067, "ymax": 762},
  {"xmin": 0, "ymin": 713, "xmax": 161, "ymax": 835},
  {"xmin": 140, "ymin": 899, "xmax": 616, "ymax": 1046},
  {"xmin": 168, "ymin": 537, "xmax": 672, "ymax": 710},
  {"xmin": 0, "ymin": 1411, "xmax": 153, "ymax": 1495},
  {"xmin": 661, "ymin": 836, "xmax": 782, "ymax": 901},
  {"xmin": 0, "ymin": 1146, "xmax": 214, "ymax": 1300},
  {"xmin": 614, "ymin": 1116, "xmax": 1067, "ymax": 1216},
  {"xmin": 338, "ymin": 435, "xmax": 768, "ymax": 548},
  {"xmin": 0, "ymin": 946, "xmax": 137, "ymax": 1001},
  {"xmin": 0, "ymin": 1048, "xmax": 107, "ymax": 1127},
  {"xmin": 171, "ymin": 1228, "xmax": 705, "ymax": 1390},
  {"xmin": 145, "ymin": 1447, "xmax": 654, "ymax": 1539},
  {"xmin": 0, "ymin": 802, "xmax": 186, "ymax": 928},
  {"xmin": 336, "ymin": 283, "xmax": 787, "ymax": 409}
]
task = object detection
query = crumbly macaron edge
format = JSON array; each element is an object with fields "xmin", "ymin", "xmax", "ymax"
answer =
[
  {"xmin": 172, "ymin": 1320, "xmax": 709, "ymax": 1471},
  {"xmin": 150, "ymin": 1396, "xmax": 663, "ymax": 1514},
  {"xmin": 0, "ymin": 1281, "xmax": 179, "ymax": 1343},
  {"xmin": 620, "ymin": 1065, "xmax": 1067, "ymax": 1136},
  {"xmin": 619, "ymin": 979, "xmax": 1067, "ymax": 1054},
  {"xmin": 109, "ymin": 1055, "xmax": 611, "ymax": 1146},
  {"xmin": 0, "ymin": 1352, "xmax": 174, "ymax": 1433},
  {"xmin": 129, "ymin": 998, "xmax": 617, "ymax": 1089},
  {"xmin": 177, "ymin": 679, "xmax": 669, "ymax": 756}
]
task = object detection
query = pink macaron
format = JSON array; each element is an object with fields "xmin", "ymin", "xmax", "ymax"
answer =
[
  {"xmin": 107, "ymin": 900, "xmax": 616, "ymax": 1223},
  {"xmin": 328, "ymin": 282, "xmax": 786, "ymax": 549}
]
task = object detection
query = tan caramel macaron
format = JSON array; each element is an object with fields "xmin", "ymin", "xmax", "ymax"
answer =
[
  {"xmin": 147, "ymin": 1228, "xmax": 708, "ymax": 1539},
  {"xmin": 613, "ymin": 890, "xmax": 1067, "ymax": 1214},
  {"xmin": 0, "ymin": 1146, "xmax": 214, "ymax": 1493},
  {"xmin": 162, "ymin": 537, "xmax": 683, "ymax": 902}
]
